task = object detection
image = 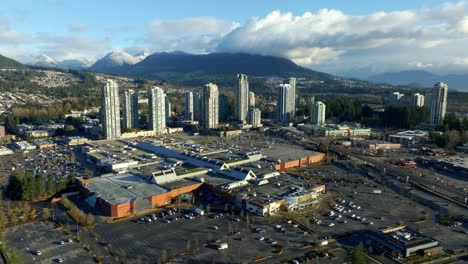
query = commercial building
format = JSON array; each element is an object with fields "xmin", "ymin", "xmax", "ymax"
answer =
[
  {"xmin": 353, "ymin": 140, "xmax": 401, "ymax": 150},
  {"xmin": 81, "ymin": 172, "xmax": 202, "ymax": 218},
  {"xmin": 100, "ymin": 79, "xmax": 121, "ymax": 139},
  {"xmin": 235, "ymin": 74, "xmax": 249, "ymax": 123},
  {"xmin": 62, "ymin": 136, "xmax": 90, "ymax": 146},
  {"xmin": 122, "ymin": 90, "xmax": 139, "ymax": 130},
  {"xmin": 200, "ymin": 83, "xmax": 219, "ymax": 129},
  {"xmin": 249, "ymin": 108, "xmax": 262, "ymax": 128},
  {"xmin": 310, "ymin": 101, "xmax": 326, "ymax": 125},
  {"xmin": 429, "ymin": 82, "xmax": 448, "ymax": 126},
  {"xmin": 25, "ymin": 130, "xmax": 51, "ymax": 138},
  {"xmin": 370, "ymin": 226, "xmax": 441, "ymax": 258},
  {"xmin": 389, "ymin": 130, "xmax": 428, "ymax": 145},
  {"xmin": 13, "ymin": 141, "xmax": 36, "ymax": 150},
  {"xmin": 32, "ymin": 139, "xmax": 56, "ymax": 149},
  {"xmin": 184, "ymin": 92, "xmax": 194, "ymax": 121},
  {"xmin": 148, "ymin": 87, "xmax": 166, "ymax": 134},
  {"xmin": 0, "ymin": 146, "xmax": 14, "ymax": 156},
  {"xmin": 262, "ymin": 144, "xmax": 325, "ymax": 171},
  {"xmin": 412, "ymin": 93, "xmax": 425, "ymax": 107},
  {"xmin": 389, "ymin": 92, "xmax": 404, "ymax": 105},
  {"xmin": 249, "ymin": 91, "xmax": 255, "ymax": 108}
]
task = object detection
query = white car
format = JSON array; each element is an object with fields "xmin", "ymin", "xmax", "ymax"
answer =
[{"xmin": 329, "ymin": 223, "xmax": 335, "ymax": 227}]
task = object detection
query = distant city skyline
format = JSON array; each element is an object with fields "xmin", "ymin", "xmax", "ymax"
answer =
[{"xmin": 1, "ymin": 1, "xmax": 468, "ymax": 76}]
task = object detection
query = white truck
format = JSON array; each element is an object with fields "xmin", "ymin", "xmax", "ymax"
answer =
[{"xmin": 218, "ymin": 243, "xmax": 228, "ymax": 250}]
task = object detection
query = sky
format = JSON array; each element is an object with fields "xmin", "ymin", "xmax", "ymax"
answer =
[{"xmin": 1, "ymin": 0, "xmax": 468, "ymax": 77}]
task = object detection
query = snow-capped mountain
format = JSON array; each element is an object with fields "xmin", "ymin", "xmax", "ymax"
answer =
[
  {"xmin": 58, "ymin": 58, "xmax": 96, "ymax": 70},
  {"xmin": 31, "ymin": 54, "xmax": 58, "ymax": 67},
  {"xmin": 89, "ymin": 51, "xmax": 141, "ymax": 73}
]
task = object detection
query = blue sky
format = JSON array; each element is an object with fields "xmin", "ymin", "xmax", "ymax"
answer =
[{"xmin": 1, "ymin": 0, "xmax": 467, "ymax": 76}]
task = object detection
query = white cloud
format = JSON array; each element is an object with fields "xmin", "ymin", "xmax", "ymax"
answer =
[
  {"xmin": 216, "ymin": 1, "xmax": 468, "ymax": 74},
  {"xmin": 146, "ymin": 17, "xmax": 239, "ymax": 53},
  {"xmin": 0, "ymin": 17, "xmax": 27, "ymax": 45},
  {"xmin": 67, "ymin": 23, "xmax": 88, "ymax": 32}
]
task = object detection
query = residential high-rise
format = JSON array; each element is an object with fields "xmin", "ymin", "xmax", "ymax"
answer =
[
  {"xmin": 249, "ymin": 108, "xmax": 262, "ymax": 128},
  {"xmin": 389, "ymin": 92, "xmax": 404, "ymax": 105},
  {"xmin": 276, "ymin": 83, "xmax": 295, "ymax": 121},
  {"xmin": 249, "ymin": 91, "xmax": 255, "ymax": 108},
  {"xmin": 235, "ymin": 74, "xmax": 249, "ymax": 123},
  {"xmin": 219, "ymin": 94, "xmax": 229, "ymax": 122},
  {"xmin": 184, "ymin": 92, "xmax": 194, "ymax": 121},
  {"xmin": 122, "ymin": 90, "xmax": 139, "ymax": 130},
  {"xmin": 148, "ymin": 86, "xmax": 166, "ymax": 133},
  {"xmin": 201, "ymin": 83, "xmax": 219, "ymax": 129},
  {"xmin": 412, "ymin": 93, "xmax": 425, "ymax": 107},
  {"xmin": 100, "ymin": 79, "xmax": 121, "ymax": 139},
  {"xmin": 310, "ymin": 101, "xmax": 326, "ymax": 125},
  {"xmin": 193, "ymin": 92, "xmax": 201, "ymax": 121},
  {"xmin": 429, "ymin": 82, "xmax": 448, "ymax": 125},
  {"xmin": 165, "ymin": 95, "xmax": 171, "ymax": 124},
  {"xmin": 288, "ymin": 77, "xmax": 297, "ymax": 119}
]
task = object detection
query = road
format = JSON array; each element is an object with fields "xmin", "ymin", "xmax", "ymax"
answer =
[{"xmin": 328, "ymin": 145, "xmax": 468, "ymax": 206}]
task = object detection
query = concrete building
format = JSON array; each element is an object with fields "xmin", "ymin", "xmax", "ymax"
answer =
[
  {"xmin": 310, "ymin": 101, "xmax": 326, "ymax": 125},
  {"xmin": 184, "ymin": 92, "xmax": 194, "ymax": 121},
  {"xmin": 122, "ymin": 90, "xmax": 139, "ymax": 130},
  {"xmin": 249, "ymin": 91, "xmax": 255, "ymax": 108},
  {"xmin": 165, "ymin": 95, "xmax": 172, "ymax": 124},
  {"xmin": 100, "ymin": 79, "xmax": 121, "ymax": 139},
  {"xmin": 193, "ymin": 92, "xmax": 201, "ymax": 122},
  {"xmin": 148, "ymin": 87, "xmax": 166, "ymax": 134},
  {"xmin": 235, "ymin": 74, "xmax": 249, "ymax": 123},
  {"xmin": 288, "ymin": 77, "xmax": 297, "ymax": 119},
  {"xmin": 277, "ymin": 83, "xmax": 295, "ymax": 122},
  {"xmin": 429, "ymin": 82, "xmax": 448, "ymax": 126},
  {"xmin": 248, "ymin": 108, "xmax": 262, "ymax": 128},
  {"xmin": 219, "ymin": 94, "xmax": 229, "ymax": 122},
  {"xmin": 412, "ymin": 93, "xmax": 425, "ymax": 107},
  {"xmin": 201, "ymin": 83, "xmax": 219, "ymax": 129},
  {"xmin": 389, "ymin": 92, "xmax": 404, "ymax": 105},
  {"xmin": 370, "ymin": 226, "xmax": 440, "ymax": 258}
]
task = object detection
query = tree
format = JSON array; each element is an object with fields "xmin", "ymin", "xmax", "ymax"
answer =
[
  {"xmin": 86, "ymin": 213, "xmax": 95, "ymax": 226},
  {"xmin": 9, "ymin": 249, "xmax": 23, "ymax": 264},
  {"xmin": 346, "ymin": 243, "xmax": 368, "ymax": 264},
  {"xmin": 42, "ymin": 208, "xmax": 51, "ymax": 220},
  {"xmin": 23, "ymin": 203, "xmax": 31, "ymax": 213}
]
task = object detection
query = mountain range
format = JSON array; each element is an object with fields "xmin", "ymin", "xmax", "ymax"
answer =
[
  {"xmin": 31, "ymin": 54, "xmax": 96, "ymax": 70},
  {"xmin": 368, "ymin": 70, "xmax": 468, "ymax": 91}
]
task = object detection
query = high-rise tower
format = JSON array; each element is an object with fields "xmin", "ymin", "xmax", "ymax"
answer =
[
  {"xmin": 100, "ymin": 79, "xmax": 121, "ymax": 139},
  {"xmin": 148, "ymin": 86, "xmax": 166, "ymax": 133},
  {"xmin": 201, "ymin": 83, "xmax": 219, "ymax": 129},
  {"xmin": 429, "ymin": 82, "xmax": 448, "ymax": 126},
  {"xmin": 235, "ymin": 74, "xmax": 249, "ymax": 123}
]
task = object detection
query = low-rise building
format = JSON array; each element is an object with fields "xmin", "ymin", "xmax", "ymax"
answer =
[
  {"xmin": 370, "ymin": 226, "xmax": 441, "ymax": 258},
  {"xmin": 0, "ymin": 146, "xmax": 14, "ymax": 156},
  {"xmin": 353, "ymin": 140, "xmax": 401, "ymax": 150},
  {"xmin": 26, "ymin": 130, "xmax": 52, "ymax": 138},
  {"xmin": 32, "ymin": 139, "xmax": 57, "ymax": 149},
  {"xmin": 389, "ymin": 130, "xmax": 428, "ymax": 145},
  {"xmin": 13, "ymin": 141, "xmax": 36, "ymax": 150},
  {"xmin": 62, "ymin": 136, "xmax": 90, "ymax": 146}
]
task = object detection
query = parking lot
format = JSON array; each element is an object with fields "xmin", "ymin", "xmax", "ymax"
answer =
[
  {"xmin": 93, "ymin": 206, "xmax": 321, "ymax": 263},
  {"xmin": 4, "ymin": 221, "xmax": 94, "ymax": 264}
]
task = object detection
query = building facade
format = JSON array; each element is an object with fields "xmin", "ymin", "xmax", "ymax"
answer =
[
  {"xmin": 310, "ymin": 101, "xmax": 326, "ymax": 125},
  {"xmin": 165, "ymin": 95, "xmax": 171, "ymax": 124},
  {"xmin": 193, "ymin": 92, "xmax": 201, "ymax": 121},
  {"xmin": 288, "ymin": 77, "xmax": 296, "ymax": 119},
  {"xmin": 184, "ymin": 92, "xmax": 194, "ymax": 121},
  {"xmin": 219, "ymin": 94, "xmax": 229, "ymax": 122},
  {"xmin": 235, "ymin": 74, "xmax": 249, "ymax": 123},
  {"xmin": 412, "ymin": 93, "xmax": 425, "ymax": 107},
  {"xmin": 122, "ymin": 90, "xmax": 139, "ymax": 130},
  {"xmin": 389, "ymin": 92, "xmax": 404, "ymax": 105},
  {"xmin": 277, "ymin": 84, "xmax": 294, "ymax": 121},
  {"xmin": 249, "ymin": 108, "xmax": 262, "ymax": 128},
  {"xmin": 429, "ymin": 82, "xmax": 448, "ymax": 126},
  {"xmin": 249, "ymin": 91, "xmax": 255, "ymax": 108},
  {"xmin": 201, "ymin": 83, "xmax": 219, "ymax": 129},
  {"xmin": 148, "ymin": 87, "xmax": 166, "ymax": 133},
  {"xmin": 100, "ymin": 79, "xmax": 121, "ymax": 139}
]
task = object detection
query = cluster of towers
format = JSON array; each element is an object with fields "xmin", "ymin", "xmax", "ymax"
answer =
[
  {"xmin": 100, "ymin": 79, "xmax": 169, "ymax": 139},
  {"xmin": 183, "ymin": 74, "xmax": 261, "ymax": 129}
]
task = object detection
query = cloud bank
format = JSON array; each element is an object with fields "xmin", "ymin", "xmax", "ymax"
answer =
[{"xmin": 1, "ymin": 1, "xmax": 468, "ymax": 75}]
